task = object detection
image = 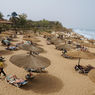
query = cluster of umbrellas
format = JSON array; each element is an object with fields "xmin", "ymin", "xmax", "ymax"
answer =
[
  {"xmin": 9, "ymin": 35, "xmax": 50, "ymax": 71},
  {"xmin": 0, "ymin": 31, "xmax": 51, "ymax": 71}
]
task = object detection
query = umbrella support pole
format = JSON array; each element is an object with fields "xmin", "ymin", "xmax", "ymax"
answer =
[{"xmin": 78, "ymin": 58, "xmax": 81, "ymax": 65}]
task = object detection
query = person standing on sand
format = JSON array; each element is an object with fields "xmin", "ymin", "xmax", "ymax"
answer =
[{"xmin": 0, "ymin": 61, "xmax": 6, "ymax": 78}]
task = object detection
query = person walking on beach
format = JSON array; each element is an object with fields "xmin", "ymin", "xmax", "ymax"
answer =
[{"xmin": 0, "ymin": 61, "xmax": 6, "ymax": 78}]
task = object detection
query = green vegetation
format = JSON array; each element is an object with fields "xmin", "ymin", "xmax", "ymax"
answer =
[
  {"xmin": 0, "ymin": 12, "xmax": 64, "ymax": 33},
  {"xmin": 0, "ymin": 12, "xmax": 4, "ymax": 19}
]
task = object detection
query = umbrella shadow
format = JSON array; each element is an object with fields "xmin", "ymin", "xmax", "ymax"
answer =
[
  {"xmin": 22, "ymin": 74, "xmax": 63, "ymax": 94},
  {"xmin": 4, "ymin": 63, "xmax": 7, "ymax": 68},
  {"xmin": 32, "ymin": 70, "xmax": 48, "ymax": 73},
  {"xmin": 0, "ymin": 50, "xmax": 13, "ymax": 56}
]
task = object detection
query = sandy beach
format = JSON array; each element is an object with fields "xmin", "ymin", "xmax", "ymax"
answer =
[{"xmin": 0, "ymin": 35, "xmax": 95, "ymax": 95}]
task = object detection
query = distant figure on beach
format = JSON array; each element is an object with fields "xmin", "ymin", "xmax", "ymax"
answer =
[
  {"xmin": 0, "ymin": 61, "xmax": 6, "ymax": 78},
  {"xmin": 61, "ymin": 49, "xmax": 67, "ymax": 56},
  {"xmin": 63, "ymin": 49, "xmax": 67, "ymax": 54},
  {"xmin": 81, "ymin": 46, "xmax": 88, "ymax": 52}
]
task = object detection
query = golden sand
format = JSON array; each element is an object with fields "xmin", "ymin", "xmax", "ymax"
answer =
[{"xmin": 0, "ymin": 35, "xmax": 95, "ymax": 95}]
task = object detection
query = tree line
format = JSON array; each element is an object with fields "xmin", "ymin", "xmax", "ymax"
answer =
[{"xmin": 0, "ymin": 12, "xmax": 64, "ymax": 33}]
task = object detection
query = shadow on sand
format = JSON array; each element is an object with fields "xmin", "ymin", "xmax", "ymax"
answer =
[{"xmin": 22, "ymin": 74, "xmax": 63, "ymax": 94}]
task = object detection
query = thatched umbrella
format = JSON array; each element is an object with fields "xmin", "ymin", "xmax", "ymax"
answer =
[
  {"xmin": 55, "ymin": 44, "xmax": 75, "ymax": 51},
  {"xmin": 41, "ymin": 32, "xmax": 50, "ymax": 36},
  {"xmin": 1, "ymin": 32, "xmax": 17, "ymax": 38},
  {"xmin": 19, "ymin": 44, "xmax": 44, "ymax": 53},
  {"xmin": 2, "ymin": 32, "xmax": 14, "ymax": 35},
  {"xmin": 23, "ymin": 33, "xmax": 36, "ymax": 38},
  {"xmin": 42, "ymin": 32, "xmax": 52, "ymax": 38},
  {"xmin": 10, "ymin": 54, "xmax": 51, "ymax": 69},
  {"xmin": 23, "ymin": 38, "xmax": 40, "ymax": 43},
  {"xmin": 53, "ymin": 39, "xmax": 63, "ymax": 45},
  {"xmin": 0, "ymin": 50, "xmax": 13, "ymax": 56},
  {"xmin": 65, "ymin": 50, "xmax": 95, "ymax": 59},
  {"xmin": 88, "ymin": 69, "xmax": 95, "ymax": 83},
  {"xmin": 50, "ymin": 37, "xmax": 58, "ymax": 44},
  {"xmin": 0, "ymin": 34, "xmax": 10, "ymax": 38},
  {"xmin": 49, "ymin": 37, "xmax": 63, "ymax": 45}
]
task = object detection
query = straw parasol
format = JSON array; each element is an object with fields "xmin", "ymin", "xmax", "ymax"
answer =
[
  {"xmin": 23, "ymin": 33, "xmax": 36, "ymax": 38},
  {"xmin": 2, "ymin": 32, "xmax": 14, "ymax": 35},
  {"xmin": 0, "ymin": 34, "xmax": 10, "ymax": 38},
  {"xmin": 88, "ymin": 69, "xmax": 95, "ymax": 83},
  {"xmin": 49, "ymin": 37, "xmax": 60, "ymax": 44},
  {"xmin": 19, "ymin": 44, "xmax": 44, "ymax": 53},
  {"xmin": 56, "ymin": 44, "xmax": 75, "ymax": 51},
  {"xmin": 10, "ymin": 54, "xmax": 51, "ymax": 69},
  {"xmin": 53, "ymin": 39, "xmax": 63, "ymax": 45},
  {"xmin": 65, "ymin": 50, "xmax": 95, "ymax": 59},
  {"xmin": 23, "ymin": 38, "xmax": 40, "ymax": 42},
  {"xmin": 0, "ymin": 50, "xmax": 13, "ymax": 56}
]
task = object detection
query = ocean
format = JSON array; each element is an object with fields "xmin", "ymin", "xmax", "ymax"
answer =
[{"xmin": 73, "ymin": 29, "xmax": 95, "ymax": 40}]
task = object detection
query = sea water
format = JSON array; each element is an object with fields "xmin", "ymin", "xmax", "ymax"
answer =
[{"xmin": 73, "ymin": 29, "xmax": 95, "ymax": 40}]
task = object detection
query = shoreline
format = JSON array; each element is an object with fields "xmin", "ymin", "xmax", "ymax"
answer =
[{"xmin": 73, "ymin": 28, "xmax": 95, "ymax": 40}]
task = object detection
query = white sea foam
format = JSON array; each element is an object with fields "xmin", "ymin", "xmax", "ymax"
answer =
[{"xmin": 73, "ymin": 29, "xmax": 95, "ymax": 40}]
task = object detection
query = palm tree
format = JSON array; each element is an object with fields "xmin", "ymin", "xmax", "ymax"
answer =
[{"xmin": 7, "ymin": 12, "xmax": 19, "ymax": 29}]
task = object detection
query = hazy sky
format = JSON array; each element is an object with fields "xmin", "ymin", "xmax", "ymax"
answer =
[{"xmin": 0, "ymin": 0, "xmax": 95, "ymax": 30}]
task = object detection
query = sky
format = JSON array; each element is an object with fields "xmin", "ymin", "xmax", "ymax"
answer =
[{"xmin": 0, "ymin": 0, "xmax": 95, "ymax": 30}]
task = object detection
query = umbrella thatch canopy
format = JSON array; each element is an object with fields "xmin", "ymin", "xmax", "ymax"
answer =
[
  {"xmin": 88, "ymin": 69, "xmax": 95, "ymax": 83},
  {"xmin": 49, "ymin": 37, "xmax": 63, "ymax": 45},
  {"xmin": 19, "ymin": 44, "xmax": 44, "ymax": 53},
  {"xmin": 50, "ymin": 37, "xmax": 57, "ymax": 43},
  {"xmin": 65, "ymin": 50, "xmax": 95, "ymax": 59},
  {"xmin": 53, "ymin": 39, "xmax": 63, "ymax": 45},
  {"xmin": 23, "ymin": 38, "xmax": 40, "ymax": 42},
  {"xmin": 2, "ymin": 32, "xmax": 14, "ymax": 35},
  {"xmin": 42, "ymin": 32, "xmax": 53, "ymax": 38},
  {"xmin": 0, "ymin": 34, "xmax": 10, "ymax": 38},
  {"xmin": 10, "ymin": 54, "xmax": 51, "ymax": 69},
  {"xmin": 23, "ymin": 33, "xmax": 36, "ymax": 38},
  {"xmin": 55, "ymin": 44, "xmax": 75, "ymax": 51},
  {"xmin": 0, "ymin": 50, "xmax": 13, "ymax": 56},
  {"xmin": 41, "ymin": 32, "xmax": 51, "ymax": 36}
]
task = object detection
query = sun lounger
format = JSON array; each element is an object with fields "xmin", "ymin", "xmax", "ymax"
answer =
[
  {"xmin": 6, "ymin": 75, "xmax": 28, "ymax": 87},
  {"xmin": 26, "ymin": 67, "xmax": 45, "ymax": 73},
  {"xmin": 0, "ymin": 57, "xmax": 5, "ymax": 62},
  {"xmin": 6, "ymin": 46, "xmax": 18, "ymax": 50},
  {"xmin": 74, "ymin": 65, "xmax": 94, "ymax": 74}
]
